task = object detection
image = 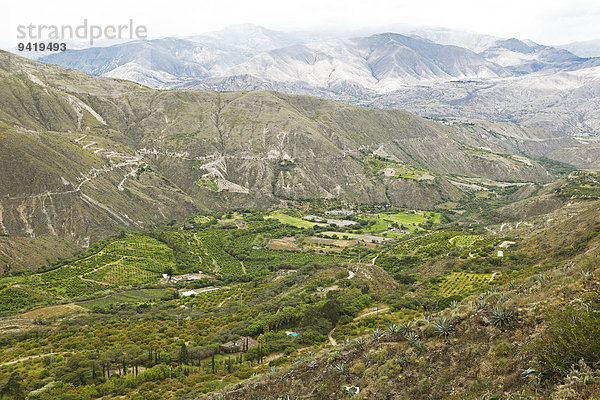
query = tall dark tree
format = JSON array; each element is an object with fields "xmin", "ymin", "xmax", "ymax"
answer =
[
  {"xmin": 178, "ymin": 343, "xmax": 189, "ymax": 365},
  {"xmin": 0, "ymin": 372, "xmax": 25, "ymax": 400}
]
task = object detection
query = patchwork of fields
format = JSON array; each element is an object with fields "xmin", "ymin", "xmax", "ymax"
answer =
[{"xmin": 0, "ymin": 208, "xmax": 504, "ymax": 316}]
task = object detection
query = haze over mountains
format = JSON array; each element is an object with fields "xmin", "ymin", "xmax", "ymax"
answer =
[
  {"xmin": 559, "ymin": 39, "xmax": 600, "ymax": 58},
  {"xmin": 36, "ymin": 25, "xmax": 324, "ymax": 88},
  {"xmin": 26, "ymin": 24, "xmax": 600, "ymax": 137}
]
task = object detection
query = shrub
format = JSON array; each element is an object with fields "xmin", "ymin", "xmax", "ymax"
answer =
[
  {"xmin": 283, "ymin": 346, "xmax": 296, "ymax": 356},
  {"xmin": 334, "ymin": 363, "xmax": 347, "ymax": 375},
  {"xmin": 406, "ymin": 331, "xmax": 420, "ymax": 343},
  {"xmin": 534, "ymin": 301, "xmax": 600, "ymax": 379},
  {"xmin": 350, "ymin": 362, "xmax": 365, "ymax": 375},
  {"xmin": 353, "ymin": 337, "xmax": 366, "ymax": 350},
  {"xmin": 475, "ymin": 299, "xmax": 487, "ymax": 310},
  {"xmin": 371, "ymin": 328, "xmax": 382, "ymax": 341}
]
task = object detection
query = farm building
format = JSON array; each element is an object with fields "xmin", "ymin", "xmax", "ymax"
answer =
[{"xmin": 219, "ymin": 336, "xmax": 258, "ymax": 353}]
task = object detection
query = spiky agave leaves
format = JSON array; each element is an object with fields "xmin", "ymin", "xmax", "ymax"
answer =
[
  {"xmin": 475, "ymin": 299, "xmax": 487, "ymax": 310},
  {"xmin": 521, "ymin": 367, "xmax": 541, "ymax": 383},
  {"xmin": 268, "ymin": 366, "xmax": 278, "ymax": 378},
  {"xmin": 405, "ymin": 330, "xmax": 420, "ymax": 344},
  {"xmin": 405, "ymin": 330, "xmax": 427, "ymax": 353},
  {"xmin": 489, "ymin": 305, "xmax": 514, "ymax": 328},
  {"xmin": 432, "ymin": 316, "xmax": 453, "ymax": 338},
  {"xmin": 581, "ymin": 270, "xmax": 594, "ymax": 281},
  {"xmin": 401, "ymin": 320, "xmax": 412, "ymax": 332},
  {"xmin": 353, "ymin": 337, "xmax": 366, "ymax": 350},
  {"xmin": 535, "ymin": 273, "xmax": 547, "ymax": 284},
  {"xmin": 371, "ymin": 328, "xmax": 383, "ymax": 341},
  {"xmin": 496, "ymin": 293, "xmax": 509, "ymax": 305},
  {"xmin": 334, "ymin": 363, "xmax": 347, "ymax": 375}
]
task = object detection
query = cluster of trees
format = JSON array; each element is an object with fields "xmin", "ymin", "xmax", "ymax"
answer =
[{"xmin": 245, "ymin": 286, "xmax": 372, "ymax": 347}]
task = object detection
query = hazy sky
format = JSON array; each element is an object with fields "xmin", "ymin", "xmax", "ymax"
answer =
[{"xmin": 2, "ymin": 0, "xmax": 600, "ymax": 48}]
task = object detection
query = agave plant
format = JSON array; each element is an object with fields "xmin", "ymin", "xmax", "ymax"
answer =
[
  {"xmin": 496, "ymin": 293, "xmax": 509, "ymax": 304},
  {"xmin": 489, "ymin": 305, "xmax": 514, "ymax": 328},
  {"xmin": 354, "ymin": 337, "xmax": 366, "ymax": 350},
  {"xmin": 371, "ymin": 328, "xmax": 383, "ymax": 341},
  {"xmin": 399, "ymin": 321, "xmax": 411, "ymax": 335},
  {"xmin": 268, "ymin": 366, "xmax": 278, "ymax": 377},
  {"xmin": 388, "ymin": 323, "xmax": 398, "ymax": 335},
  {"xmin": 418, "ymin": 315, "xmax": 431, "ymax": 322},
  {"xmin": 413, "ymin": 340, "xmax": 427, "ymax": 354},
  {"xmin": 309, "ymin": 360, "xmax": 318, "ymax": 369},
  {"xmin": 475, "ymin": 299, "xmax": 487, "ymax": 310},
  {"xmin": 521, "ymin": 367, "xmax": 541, "ymax": 383},
  {"xmin": 395, "ymin": 356, "xmax": 411, "ymax": 366},
  {"xmin": 535, "ymin": 273, "xmax": 547, "ymax": 284},
  {"xmin": 405, "ymin": 331, "xmax": 420, "ymax": 343},
  {"xmin": 581, "ymin": 271, "xmax": 593, "ymax": 281},
  {"xmin": 334, "ymin": 362, "xmax": 347, "ymax": 375},
  {"xmin": 432, "ymin": 316, "xmax": 453, "ymax": 338},
  {"xmin": 449, "ymin": 300, "xmax": 459, "ymax": 309}
]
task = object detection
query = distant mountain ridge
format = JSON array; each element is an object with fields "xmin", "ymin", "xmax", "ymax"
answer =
[
  {"xmin": 29, "ymin": 24, "xmax": 600, "ymax": 135},
  {"xmin": 37, "ymin": 24, "xmax": 324, "ymax": 88},
  {"xmin": 208, "ymin": 33, "xmax": 509, "ymax": 92},
  {"xmin": 559, "ymin": 38, "xmax": 600, "ymax": 58}
]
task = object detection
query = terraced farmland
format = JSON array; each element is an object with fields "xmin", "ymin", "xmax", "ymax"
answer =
[
  {"xmin": 438, "ymin": 272, "xmax": 496, "ymax": 296},
  {"xmin": 0, "ymin": 235, "xmax": 173, "ymax": 311},
  {"xmin": 85, "ymin": 264, "xmax": 157, "ymax": 285},
  {"xmin": 390, "ymin": 231, "xmax": 500, "ymax": 257}
]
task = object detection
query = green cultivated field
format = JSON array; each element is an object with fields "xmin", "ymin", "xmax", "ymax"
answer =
[
  {"xmin": 390, "ymin": 231, "xmax": 499, "ymax": 257},
  {"xmin": 78, "ymin": 288, "xmax": 169, "ymax": 308},
  {"xmin": 265, "ymin": 213, "xmax": 327, "ymax": 228},
  {"xmin": 0, "ymin": 235, "xmax": 174, "ymax": 310},
  {"xmin": 364, "ymin": 156, "xmax": 435, "ymax": 181},
  {"xmin": 357, "ymin": 211, "xmax": 442, "ymax": 234},
  {"xmin": 438, "ymin": 272, "xmax": 495, "ymax": 296}
]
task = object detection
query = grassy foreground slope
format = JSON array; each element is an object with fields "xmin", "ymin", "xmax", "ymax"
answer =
[
  {"xmin": 192, "ymin": 201, "xmax": 600, "ymax": 400},
  {"xmin": 0, "ymin": 178, "xmax": 598, "ymax": 399}
]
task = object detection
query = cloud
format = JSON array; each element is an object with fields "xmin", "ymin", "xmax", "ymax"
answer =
[{"xmin": 1, "ymin": 0, "xmax": 599, "ymax": 49}]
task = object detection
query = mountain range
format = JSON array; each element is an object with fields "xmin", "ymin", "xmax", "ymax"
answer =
[
  {"xmin": 26, "ymin": 24, "xmax": 600, "ymax": 137},
  {"xmin": 559, "ymin": 38, "xmax": 600, "ymax": 57},
  {"xmin": 2, "ymin": 49, "xmax": 597, "ymax": 253},
  {"xmin": 2, "ymin": 22, "xmax": 600, "ymax": 400},
  {"xmin": 36, "ymin": 25, "xmax": 323, "ymax": 88}
]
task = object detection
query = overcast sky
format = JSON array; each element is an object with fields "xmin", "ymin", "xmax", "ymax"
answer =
[{"xmin": 2, "ymin": 0, "xmax": 600, "ymax": 49}]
